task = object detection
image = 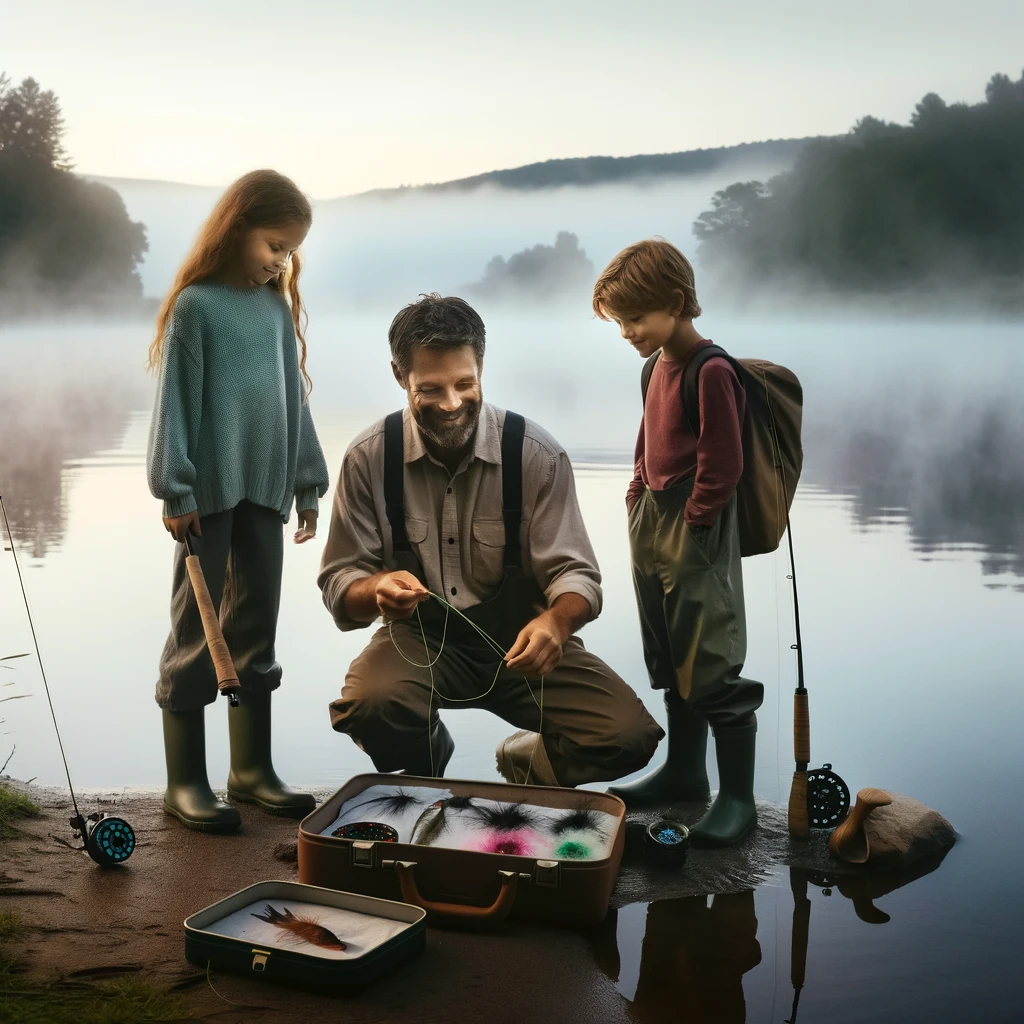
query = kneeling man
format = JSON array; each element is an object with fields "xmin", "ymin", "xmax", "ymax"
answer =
[{"xmin": 318, "ymin": 294, "xmax": 662, "ymax": 786}]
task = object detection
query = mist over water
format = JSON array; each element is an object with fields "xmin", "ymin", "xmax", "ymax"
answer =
[
  {"xmin": 104, "ymin": 156, "xmax": 793, "ymax": 304},
  {"xmin": 1, "ymin": 174, "xmax": 1022, "ymax": 1022}
]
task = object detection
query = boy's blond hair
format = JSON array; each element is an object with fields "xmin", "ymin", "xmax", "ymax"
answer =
[{"xmin": 592, "ymin": 238, "xmax": 702, "ymax": 320}]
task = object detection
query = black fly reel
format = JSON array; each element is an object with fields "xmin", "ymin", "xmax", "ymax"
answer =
[
  {"xmin": 807, "ymin": 869, "xmax": 839, "ymax": 895},
  {"xmin": 71, "ymin": 812, "xmax": 136, "ymax": 866},
  {"xmin": 805, "ymin": 763, "xmax": 851, "ymax": 829}
]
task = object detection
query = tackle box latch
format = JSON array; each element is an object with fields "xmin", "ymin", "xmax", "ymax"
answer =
[
  {"xmin": 352, "ymin": 841, "xmax": 376, "ymax": 868},
  {"xmin": 534, "ymin": 860, "xmax": 560, "ymax": 888},
  {"xmin": 251, "ymin": 948, "xmax": 271, "ymax": 971}
]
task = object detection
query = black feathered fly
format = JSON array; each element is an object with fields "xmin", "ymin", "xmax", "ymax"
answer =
[
  {"xmin": 343, "ymin": 788, "xmax": 427, "ymax": 820},
  {"xmin": 550, "ymin": 799, "xmax": 608, "ymax": 839},
  {"xmin": 468, "ymin": 802, "xmax": 541, "ymax": 832}
]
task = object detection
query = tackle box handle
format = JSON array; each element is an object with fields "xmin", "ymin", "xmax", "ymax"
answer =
[{"xmin": 394, "ymin": 861, "xmax": 519, "ymax": 928}]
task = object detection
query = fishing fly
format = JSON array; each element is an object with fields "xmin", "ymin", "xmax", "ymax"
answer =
[
  {"xmin": 550, "ymin": 800, "xmax": 608, "ymax": 840},
  {"xmin": 251, "ymin": 904, "xmax": 347, "ymax": 951},
  {"xmin": 0, "ymin": 493, "xmax": 136, "ymax": 866},
  {"xmin": 468, "ymin": 801, "xmax": 541, "ymax": 833},
  {"xmin": 408, "ymin": 794, "xmax": 478, "ymax": 847},
  {"xmin": 343, "ymin": 788, "xmax": 427, "ymax": 820}
]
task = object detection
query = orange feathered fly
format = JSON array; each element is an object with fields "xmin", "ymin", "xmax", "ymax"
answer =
[{"xmin": 251, "ymin": 904, "xmax": 347, "ymax": 951}]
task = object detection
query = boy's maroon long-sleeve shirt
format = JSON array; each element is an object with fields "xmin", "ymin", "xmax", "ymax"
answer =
[{"xmin": 625, "ymin": 340, "xmax": 746, "ymax": 524}]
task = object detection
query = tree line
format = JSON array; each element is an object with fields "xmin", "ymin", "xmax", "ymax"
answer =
[
  {"xmin": 0, "ymin": 73, "xmax": 148, "ymax": 318},
  {"xmin": 693, "ymin": 69, "xmax": 1024, "ymax": 307}
]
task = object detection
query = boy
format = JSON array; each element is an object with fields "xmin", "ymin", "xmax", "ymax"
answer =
[{"xmin": 593, "ymin": 238, "xmax": 763, "ymax": 846}]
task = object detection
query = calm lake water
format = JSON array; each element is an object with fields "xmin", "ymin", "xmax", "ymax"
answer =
[{"xmin": 1, "ymin": 313, "xmax": 1021, "ymax": 1021}]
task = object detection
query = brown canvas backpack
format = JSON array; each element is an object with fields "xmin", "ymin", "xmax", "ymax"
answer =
[{"xmin": 640, "ymin": 345, "xmax": 803, "ymax": 557}]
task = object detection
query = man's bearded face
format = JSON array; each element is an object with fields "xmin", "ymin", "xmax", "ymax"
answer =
[{"xmin": 402, "ymin": 345, "xmax": 482, "ymax": 453}]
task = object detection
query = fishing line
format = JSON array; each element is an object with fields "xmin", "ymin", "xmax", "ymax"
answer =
[
  {"xmin": 0, "ymin": 493, "xmax": 83, "ymax": 825},
  {"xmin": 387, "ymin": 590, "xmax": 545, "ymax": 783},
  {"xmin": 1, "ymin": 491, "xmax": 136, "ymax": 865},
  {"xmin": 760, "ymin": 361, "xmax": 787, "ymax": 803},
  {"xmin": 754, "ymin": 364, "xmax": 850, "ymax": 834}
]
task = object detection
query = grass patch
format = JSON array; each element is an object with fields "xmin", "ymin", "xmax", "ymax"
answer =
[
  {"xmin": 0, "ymin": 793, "xmax": 191, "ymax": 1021},
  {"xmin": 0, "ymin": 911, "xmax": 23, "ymax": 982},
  {"xmin": 0, "ymin": 975, "xmax": 190, "ymax": 1023},
  {"xmin": 0, "ymin": 784, "xmax": 41, "ymax": 839},
  {"xmin": 0, "ymin": 912, "xmax": 24, "ymax": 942},
  {"xmin": 0, "ymin": 905, "xmax": 189, "ymax": 1021}
]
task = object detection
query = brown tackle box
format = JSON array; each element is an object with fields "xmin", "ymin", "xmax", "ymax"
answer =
[{"xmin": 297, "ymin": 774, "xmax": 626, "ymax": 928}]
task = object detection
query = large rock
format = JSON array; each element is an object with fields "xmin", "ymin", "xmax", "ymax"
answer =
[{"xmin": 861, "ymin": 791, "xmax": 957, "ymax": 867}]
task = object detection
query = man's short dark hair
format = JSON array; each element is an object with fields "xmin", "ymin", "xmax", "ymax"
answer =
[{"xmin": 388, "ymin": 293, "xmax": 486, "ymax": 376}]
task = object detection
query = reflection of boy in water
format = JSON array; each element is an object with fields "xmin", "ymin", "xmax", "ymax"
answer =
[
  {"xmin": 590, "ymin": 890, "xmax": 761, "ymax": 1024},
  {"xmin": 634, "ymin": 891, "xmax": 762, "ymax": 1023}
]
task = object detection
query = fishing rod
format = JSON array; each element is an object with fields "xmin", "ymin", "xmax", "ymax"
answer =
[
  {"xmin": 752, "ymin": 359, "xmax": 851, "ymax": 839},
  {"xmin": 783, "ymin": 503, "xmax": 850, "ymax": 837},
  {"xmin": 0, "ymin": 493, "xmax": 135, "ymax": 866},
  {"xmin": 785, "ymin": 866, "xmax": 812, "ymax": 1023},
  {"xmin": 182, "ymin": 534, "xmax": 240, "ymax": 706}
]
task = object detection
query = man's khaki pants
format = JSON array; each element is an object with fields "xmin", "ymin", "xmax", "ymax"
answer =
[{"xmin": 329, "ymin": 628, "xmax": 663, "ymax": 787}]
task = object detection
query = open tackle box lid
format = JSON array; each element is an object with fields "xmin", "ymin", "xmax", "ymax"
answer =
[{"xmin": 184, "ymin": 879, "xmax": 426, "ymax": 994}]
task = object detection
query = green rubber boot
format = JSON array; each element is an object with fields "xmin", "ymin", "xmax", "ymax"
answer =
[
  {"xmin": 162, "ymin": 709, "xmax": 241, "ymax": 833},
  {"xmin": 227, "ymin": 690, "xmax": 315, "ymax": 818},
  {"xmin": 606, "ymin": 692, "xmax": 710, "ymax": 806},
  {"xmin": 689, "ymin": 715, "xmax": 758, "ymax": 847}
]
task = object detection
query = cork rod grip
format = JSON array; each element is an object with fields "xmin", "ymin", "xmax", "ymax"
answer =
[
  {"xmin": 185, "ymin": 554, "xmax": 239, "ymax": 695},
  {"xmin": 788, "ymin": 770, "xmax": 809, "ymax": 838},
  {"xmin": 793, "ymin": 690, "xmax": 810, "ymax": 765}
]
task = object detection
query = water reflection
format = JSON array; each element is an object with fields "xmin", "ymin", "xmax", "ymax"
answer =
[
  {"xmin": 0, "ymin": 375, "xmax": 140, "ymax": 557},
  {"xmin": 784, "ymin": 855, "xmax": 948, "ymax": 1022},
  {"xmin": 590, "ymin": 851, "xmax": 952, "ymax": 1023},
  {"xmin": 591, "ymin": 892, "xmax": 761, "ymax": 1023},
  {"xmin": 805, "ymin": 399, "xmax": 1024, "ymax": 586}
]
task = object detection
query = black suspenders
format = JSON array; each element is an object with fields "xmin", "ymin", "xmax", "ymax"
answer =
[
  {"xmin": 383, "ymin": 410, "xmax": 409, "ymax": 553},
  {"xmin": 382, "ymin": 410, "xmax": 525, "ymax": 568},
  {"xmin": 498, "ymin": 411, "xmax": 525, "ymax": 569}
]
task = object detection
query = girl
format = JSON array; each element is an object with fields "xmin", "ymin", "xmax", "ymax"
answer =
[{"xmin": 147, "ymin": 169, "xmax": 329, "ymax": 832}]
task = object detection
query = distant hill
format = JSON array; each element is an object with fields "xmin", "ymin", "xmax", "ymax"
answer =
[
  {"xmin": 353, "ymin": 138, "xmax": 817, "ymax": 198},
  {"xmin": 88, "ymin": 136, "xmax": 815, "ymax": 201},
  {"xmin": 693, "ymin": 68, "xmax": 1024, "ymax": 306}
]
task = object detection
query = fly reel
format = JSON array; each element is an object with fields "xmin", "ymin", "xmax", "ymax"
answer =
[
  {"xmin": 71, "ymin": 812, "xmax": 136, "ymax": 866},
  {"xmin": 805, "ymin": 763, "xmax": 851, "ymax": 829}
]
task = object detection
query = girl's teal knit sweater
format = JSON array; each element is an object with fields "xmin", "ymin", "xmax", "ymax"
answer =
[{"xmin": 146, "ymin": 281, "xmax": 329, "ymax": 521}]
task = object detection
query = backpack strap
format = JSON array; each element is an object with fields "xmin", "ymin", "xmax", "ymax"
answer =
[
  {"xmin": 500, "ymin": 411, "xmax": 526, "ymax": 568},
  {"xmin": 383, "ymin": 410, "xmax": 409, "ymax": 553},
  {"xmin": 682, "ymin": 343, "xmax": 737, "ymax": 439},
  {"xmin": 640, "ymin": 352, "xmax": 660, "ymax": 404}
]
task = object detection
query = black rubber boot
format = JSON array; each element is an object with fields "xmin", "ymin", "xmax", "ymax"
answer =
[
  {"xmin": 399, "ymin": 718, "xmax": 455, "ymax": 779},
  {"xmin": 606, "ymin": 692, "xmax": 710, "ymax": 806},
  {"xmin": 162, "ymin": 708, "xmax": 241, "ymax": 832},
  {"xmin": 226, "ymin": 690, "xmax": 316, "ymax": 818},
  {"xmin": 689, "ymin": 715, "xmax": 758, "ymax": 847}
]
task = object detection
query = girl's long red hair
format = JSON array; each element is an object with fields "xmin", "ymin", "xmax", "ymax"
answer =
[{"xmin": 148, "ymin": 169, "xmax": 314, "ymax": 394}]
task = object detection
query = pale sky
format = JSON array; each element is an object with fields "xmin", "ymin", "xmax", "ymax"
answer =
[{"xmin": 3, "ymin": 0, "xmax": 1022, "ymax": 197}]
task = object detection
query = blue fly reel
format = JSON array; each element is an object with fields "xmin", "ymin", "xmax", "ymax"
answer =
[{"xmin": 72, "ymin": 813, "xmax": 136, "ymax": 866}]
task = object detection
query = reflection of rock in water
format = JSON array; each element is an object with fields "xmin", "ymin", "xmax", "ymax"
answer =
[
  {"xmin": 0, "ymin": 374, "xmax": 140, "ymax": 557},
  {"xmin": 804, "ymin": 398, "xmax": 1024, "ymax": 584},
  {"xmin": 591, "ymin": 805, "xmax": 949, "ymax": 1023}
]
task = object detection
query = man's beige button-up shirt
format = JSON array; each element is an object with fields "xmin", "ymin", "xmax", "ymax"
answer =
[{"xmin": 318, "ymin": 403, "xmax": 603, "ymax": 631}]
